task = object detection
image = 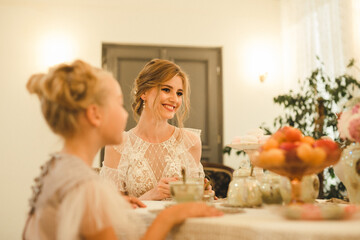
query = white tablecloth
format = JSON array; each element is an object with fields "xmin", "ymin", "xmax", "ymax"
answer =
[{"xmin": 134, "ymin": 201, "xmax": 360, "ymax": 240}]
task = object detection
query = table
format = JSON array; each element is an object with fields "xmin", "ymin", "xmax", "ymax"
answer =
[{"xmin": 134, "ymin": 201, "xmax": 360, "ymax": 240}]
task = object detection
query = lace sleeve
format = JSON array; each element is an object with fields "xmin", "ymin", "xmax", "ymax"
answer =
[
  {"xmin": 181, "ymin": 128, "xmax": 205, "ymax": 178},
  {"xmin": 182, "ymin": 128, "xmax": 201, "ymax": 150},
  {"xmin": 100, "ymin": 166, "xmax": 126, "ymax": 193},
  {"xmin": 100, "ymin": 132, "xmax": 130, "ymax": 193},
  {"xmin": 189, "ymin": 161, "xmax": 205, "ymax": 178}
]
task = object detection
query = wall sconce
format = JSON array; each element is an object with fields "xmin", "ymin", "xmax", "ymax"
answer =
[
  {"xmin": 37, "ymin": 31, "xmax": 76, "ymax": 69},
  {"xmin": 259, "ymin": 72, "xmax": 268, "ymax": 83},
  {"xmin": 243, "ymin": 40, "xmax": 277, "ymax": 85}
]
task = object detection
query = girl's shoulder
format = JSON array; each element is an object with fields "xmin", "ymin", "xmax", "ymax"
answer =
[{"xmin": 58, "ymin": 178, "xmax": 142, "ymax": 239}]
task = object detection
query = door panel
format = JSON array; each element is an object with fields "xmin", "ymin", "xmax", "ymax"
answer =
[
  {"xmin": 116, "ymin": 59, "xmax": 152, "ymax": 130},
  {"xmin": 176, "ymin": 60, "xmax": 209, "ymax": 146},
  {"xmin": 102, "ymin": 44, "xmax": 222, "ymax": 163},
  {"xmin": 165, "ymin": 47, "xmax": 222, "ymax": 163}
]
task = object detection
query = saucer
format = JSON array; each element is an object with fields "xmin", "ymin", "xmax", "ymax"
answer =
[
  {"xmin": 221, "ymin": 202, "xmax": 244, "ymax": 208},
  {"xmin": 216, "ymin": 204, "xmax": 245, "ymax": 214},
  {"xmin": 148, "ymin": 208, "xmax": 164, "ymax": 214}
]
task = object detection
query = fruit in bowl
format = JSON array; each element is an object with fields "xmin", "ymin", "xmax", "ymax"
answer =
[
  {"xmin": 253, "ymin": 126, "xmax": 341, "ymax": 179},
  {"xmin": 251, "ymin": 126, "xmax": 342, "ymax": 204}
]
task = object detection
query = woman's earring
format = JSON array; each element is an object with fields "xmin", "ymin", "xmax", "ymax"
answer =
[{"xmin": 143, "ymin": 100, "xmax": 146, "ymax": 109}]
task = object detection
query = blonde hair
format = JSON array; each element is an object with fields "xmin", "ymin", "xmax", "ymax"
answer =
[
  {"xmin": 26, "ymin": 60, "xmax": 109, "ymax": 138},
  {"xmin": 132, "ymin": 59, "xmax": 190, "ymax": 127}
]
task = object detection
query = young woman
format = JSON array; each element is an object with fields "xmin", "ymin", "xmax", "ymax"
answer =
[
  {"xmin": 101, "ymin": 59, "xmax": 211, "ymax": 200},
  {"xmin": 23, "ymin": 60, "xmax": 222, "ymax": 240}
]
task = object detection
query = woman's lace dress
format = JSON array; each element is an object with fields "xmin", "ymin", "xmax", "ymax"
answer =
[
  {"xmin": 100, "ymin": 128, "xmax": 205, "ymax": 198},
  {"xmin": 24, "ymin": 153, "xmax": 143, "ymax": 240}
]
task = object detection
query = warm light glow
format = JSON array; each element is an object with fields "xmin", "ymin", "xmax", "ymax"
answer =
[
  {"xmin": 259, "ymin": 72, "xmax": 268, "ymax": 83},
  {"xmin": 243, "ymin": 40, "xmax": 277, "ymax": 84},
  {"xmin": 37, "ymin": 32, "xmax": 76, "ymax": 69}
]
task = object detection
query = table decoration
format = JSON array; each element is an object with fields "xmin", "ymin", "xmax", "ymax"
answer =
[
  {"xmin": 251, "ymin": 126, "xmax": 341, "ymax": 204},
  {"xmin": 257, "ymin": 59, "xmax": 360, "ymax": 200},
  {"xmin": 280, "ymin": 174, "xmax": 320, "ymax": 204},
  {"xmin": 228, "ymin": 128, "xmax": 270, "ymax": 151},
  {"xmin": 336, "ymin": 97, "xmax": 360, "ymax": 203},
  {"xmin": 282, "ymin": 203, "xmax": 358, "ymax": 220},
  {"xmin": 227, "ymin": 168, "xmax": 262, "ymax": 207},
  {"xmin": 258, "ymin": 172, "xmax": 283, "ymax": 204},
  {"xmin": 227, "ymin": 143, "xmax": 262, "ymax": 151},
  {"xmin": 228, "ymin": 129, "xmax": 270, "ymax": 176}
]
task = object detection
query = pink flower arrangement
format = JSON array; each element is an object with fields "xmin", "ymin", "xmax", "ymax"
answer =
[{"xmin": 338, "ymin": 97, "xmax": 360, "ymax": 142}]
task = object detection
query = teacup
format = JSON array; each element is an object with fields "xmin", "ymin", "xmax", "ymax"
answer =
[{"xmin": 170, "ymin": 181, "xmax": 204, "ymax": 203}]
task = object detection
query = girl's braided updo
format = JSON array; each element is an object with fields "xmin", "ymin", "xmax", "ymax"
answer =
[{"xmin": 27, "ymin": 60, "xmax": 109, "ymax": 138}]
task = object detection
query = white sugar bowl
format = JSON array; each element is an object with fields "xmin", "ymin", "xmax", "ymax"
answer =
[{"xmin": 227, "ymin": 168, "xmax": 262, "ymax": 207}]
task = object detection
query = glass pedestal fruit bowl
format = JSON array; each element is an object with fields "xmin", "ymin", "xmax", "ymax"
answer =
[{"xmin": 250, "ymin": 126, "xmax": 342, "ymax": 204}]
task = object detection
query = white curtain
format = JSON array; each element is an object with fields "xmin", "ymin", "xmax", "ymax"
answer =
[{"xmin": 281, "ymin": 0, "xmax": 360, "ymax": 89}]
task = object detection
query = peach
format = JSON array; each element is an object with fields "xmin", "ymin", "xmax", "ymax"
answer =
[
  {"xmin": 311, "ymin": 147, "xmax": 326, "ymax": 166},
  {"xmin": 286, "ymin": 129, "xmax": 302, "ymax": 142},
  {"xmin": 279, "ymin": 142, "xmax": 298, "ymax": 151},
  {"xmin": 280, "ymin": 126, "xmax": 292, "ymax": 133},
  {"xmin": 301, "ymin": 136, "xmax": 315, "ymax": 145},
  {"xmin": 281, "ymin": 126, "xmax": 303, "ymax": 142},
  {"xmin": 262, "ymin": 138, "xmax": 279, "ymax": 150},
  {"xmin": 296, "ymin": 143, "xmax": 313, "ymax": 162},
  {"xmin": 258, "ymin": 148, "xmax": 285, "ymax": 166},
  {"xmin": 296, "ymin": 143, "xmax": 326, "ymax": 166},
  {"xmin": 272, "ymin": 131, "xmax": 286, "ymax": 143},
  {"xmin": 313, "ymin": 139, "xmax": 339, "ymax": 154}
]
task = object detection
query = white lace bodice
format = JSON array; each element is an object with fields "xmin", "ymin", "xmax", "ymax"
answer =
[{"xmin": 100, "ymin": 128, "xmax": 205, "ymax": 198}]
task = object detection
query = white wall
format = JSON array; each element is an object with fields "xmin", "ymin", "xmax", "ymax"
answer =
[{"xmin": 0, "ymin": 0, "xmax": 283, "ymax": 238}]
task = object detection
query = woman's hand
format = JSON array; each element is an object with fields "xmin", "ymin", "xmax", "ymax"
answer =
[
  {"xmin": 140, "ymin": 177, "xmax": 178, "ymax": 200},
  {"xmin": 204, "ymin": 178, "xmax": 217, "ymax": 200},
  {"xmin": 204, "ymin": 178, "xmax": 211, "ymax": 191},
  {"xmin": 123, "ymin": 195, "xmax": 146, "ymax": 209}
]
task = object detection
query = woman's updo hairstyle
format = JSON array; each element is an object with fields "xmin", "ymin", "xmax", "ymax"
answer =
[
  {"xmin": 27, "ymin": 60, "xmax": 108, "ymax": 138},
  {"xmin": 132, "ymin": 59, "xmax": 190, "ymax": 127}
]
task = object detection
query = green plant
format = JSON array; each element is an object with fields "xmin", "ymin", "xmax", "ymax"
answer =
[
  {"xmin": 260, "ymin": 57, "xmax": 360, "ymax": 199},
  {"xmin": 265, "ymin": 58, "xmax": 358, "ymax": 138},
  {"xmin": 223, "ymin": 147, "xmax": 244, "ymax": 156}
]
